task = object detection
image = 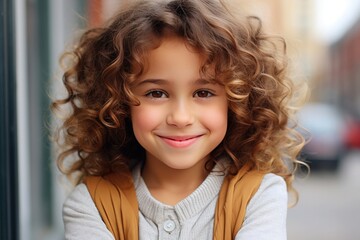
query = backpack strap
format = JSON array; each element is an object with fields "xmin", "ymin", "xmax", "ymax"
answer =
[
  {"xmin": 84, "ymin": 171, "xmax": 139, "ymax": 240},
  {"xmin": 213, "ymin": 162, "xmax": 264, "ymax": 239}
]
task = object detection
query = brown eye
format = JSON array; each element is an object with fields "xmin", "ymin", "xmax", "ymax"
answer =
[
  {"xmin": 194, "ymin": 90, "xmax": 213, "ymax": 98},
  {"xmin": 145, "ymin": 90, "xmax": 167, "ymax": 98}
]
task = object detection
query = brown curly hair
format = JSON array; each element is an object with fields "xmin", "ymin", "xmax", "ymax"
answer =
[{"xmin": 52, "ymin": 0, "xmax": 306, "ymax": 197}]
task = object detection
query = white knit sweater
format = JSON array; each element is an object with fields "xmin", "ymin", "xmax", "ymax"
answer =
[{"xmin": 63, "ymin": 165, "xmax": 287, "ymax": 240}]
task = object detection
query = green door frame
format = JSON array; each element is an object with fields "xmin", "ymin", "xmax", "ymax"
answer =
[{"xmin": 0, "ymin": 0, "xmax": 19, "ymax": 239}]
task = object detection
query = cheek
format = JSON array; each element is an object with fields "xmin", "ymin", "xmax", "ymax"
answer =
[
  {"xmin": 131, "ymin": 106, "xmax": 161, "ymax": 133},
  {"xmin": 200, "ymin": 102, "xmax": 228, "ymax": 134}
]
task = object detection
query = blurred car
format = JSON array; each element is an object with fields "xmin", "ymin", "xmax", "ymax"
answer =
[
  {"xmin": 297, "ymin": 103, "xmax": 347, "ymax": 171},
  {"xmin": 344, "ymin": 119, "xmax": 360, "ymax": 149}
]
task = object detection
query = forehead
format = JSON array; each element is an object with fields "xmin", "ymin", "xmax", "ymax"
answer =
[
  {"xmin": 131, "ymin": 35, "xmax": 218, "ymax": 84},
  {"xmin": 148, "ymin": 36, "xmax": 202, "ymax": 67}
]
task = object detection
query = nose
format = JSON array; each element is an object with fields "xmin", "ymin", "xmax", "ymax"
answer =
[{"xmin": 166, "ymin": 99, "xmax": 194, "ymax": 128}]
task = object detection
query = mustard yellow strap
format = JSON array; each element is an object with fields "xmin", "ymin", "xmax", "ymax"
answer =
[
  {"xmin": 213, "ymin": 163, "xmax": 264, "ymax": 239},
  {"xmin": 84, "ymin": 172, "xmax": 139, "ymax": 240}
]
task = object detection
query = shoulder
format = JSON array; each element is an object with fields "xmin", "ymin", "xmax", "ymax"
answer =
[
  {"xmin": 248, "ymin": 173, "xmax": 287, "ymax": 213},
  {"xmin": 235, "ymin": 173, "xmax": 288, "ymax": 240},
  {"xmin": 63, "ymin": 183, "xmax": 101, "ymax": 223},
  {"xmin": 63, "ymin": 183, "xmax": 114, "ymax": 240},
  {"xmin": 63, "ymin": 183, "xmax": 94, "ymax": 212},
  {"xmin": 256, "ymin": 173, "xmax": 287, "ymax": 197}
]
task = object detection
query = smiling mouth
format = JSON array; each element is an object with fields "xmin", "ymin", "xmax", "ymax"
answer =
[{"xmin": 159, "ymin": 135, "xmax": 202, "ymax": 148}]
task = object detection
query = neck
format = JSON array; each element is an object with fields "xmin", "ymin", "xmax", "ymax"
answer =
[{"xmin": 141, "ymin": 159, "xmax": 211, "ymax": 205}]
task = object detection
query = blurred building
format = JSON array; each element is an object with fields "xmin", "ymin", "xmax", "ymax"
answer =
[
  {"xmin": 326, "ymin": 16, "xmax": 360, "ymax": 118},
  {"xmin": 234, "ymin": 1, "xmax": 360, "ymax": 121},
  {"xmin": 231, "ymin": 0, "xmax": 326, "ymax": 91}
]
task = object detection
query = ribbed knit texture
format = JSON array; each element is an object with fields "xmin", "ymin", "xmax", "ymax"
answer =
[
  {"xmin": 135, "ymin": 164, "xmax": 224, "ymax": 221},
  {"xmin": 134, "ymin": 163, "xmax": 225, "ymax": 239}
]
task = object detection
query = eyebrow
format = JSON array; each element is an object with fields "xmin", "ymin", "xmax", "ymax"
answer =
[
  {"xmin": 136, "ymin": 79, "xmax": 169, "ymax": 86},
  {"xmin": 136, "ymin": 78, "xmax": 217, "ymax": 86}
]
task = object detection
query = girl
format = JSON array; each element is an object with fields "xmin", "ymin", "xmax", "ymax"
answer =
[{"xmin": 52, "ymin": 0, "xmax": 306, "ymax": 239}]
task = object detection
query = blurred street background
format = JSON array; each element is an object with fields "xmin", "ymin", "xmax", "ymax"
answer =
[
  {"xmin": 1, "ymin": 0, "xmax": 360, "ymax": 239},
  {"xmin": 288, "ymin": 150, "xmax": 360, "ymax": 240}
]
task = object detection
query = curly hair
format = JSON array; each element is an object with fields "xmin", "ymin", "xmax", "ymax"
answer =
[{"xmin": 52, "ymin": 0, "xmax": 306, "ymax": 198}]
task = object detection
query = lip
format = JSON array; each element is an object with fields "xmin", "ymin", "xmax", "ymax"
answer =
[{"xmin": 158, "ymin": 135, "xmax": 202, "ymax": 148}]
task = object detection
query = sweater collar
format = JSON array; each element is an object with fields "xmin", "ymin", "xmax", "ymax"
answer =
[{"xmin": 132, "ymin": 162, "xmax": 226, "ymax": 224}]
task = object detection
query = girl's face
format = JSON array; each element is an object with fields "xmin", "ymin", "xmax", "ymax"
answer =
[{"xmin": 130, "ymin": 36, "xmax": 228, "ymax": 172}]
